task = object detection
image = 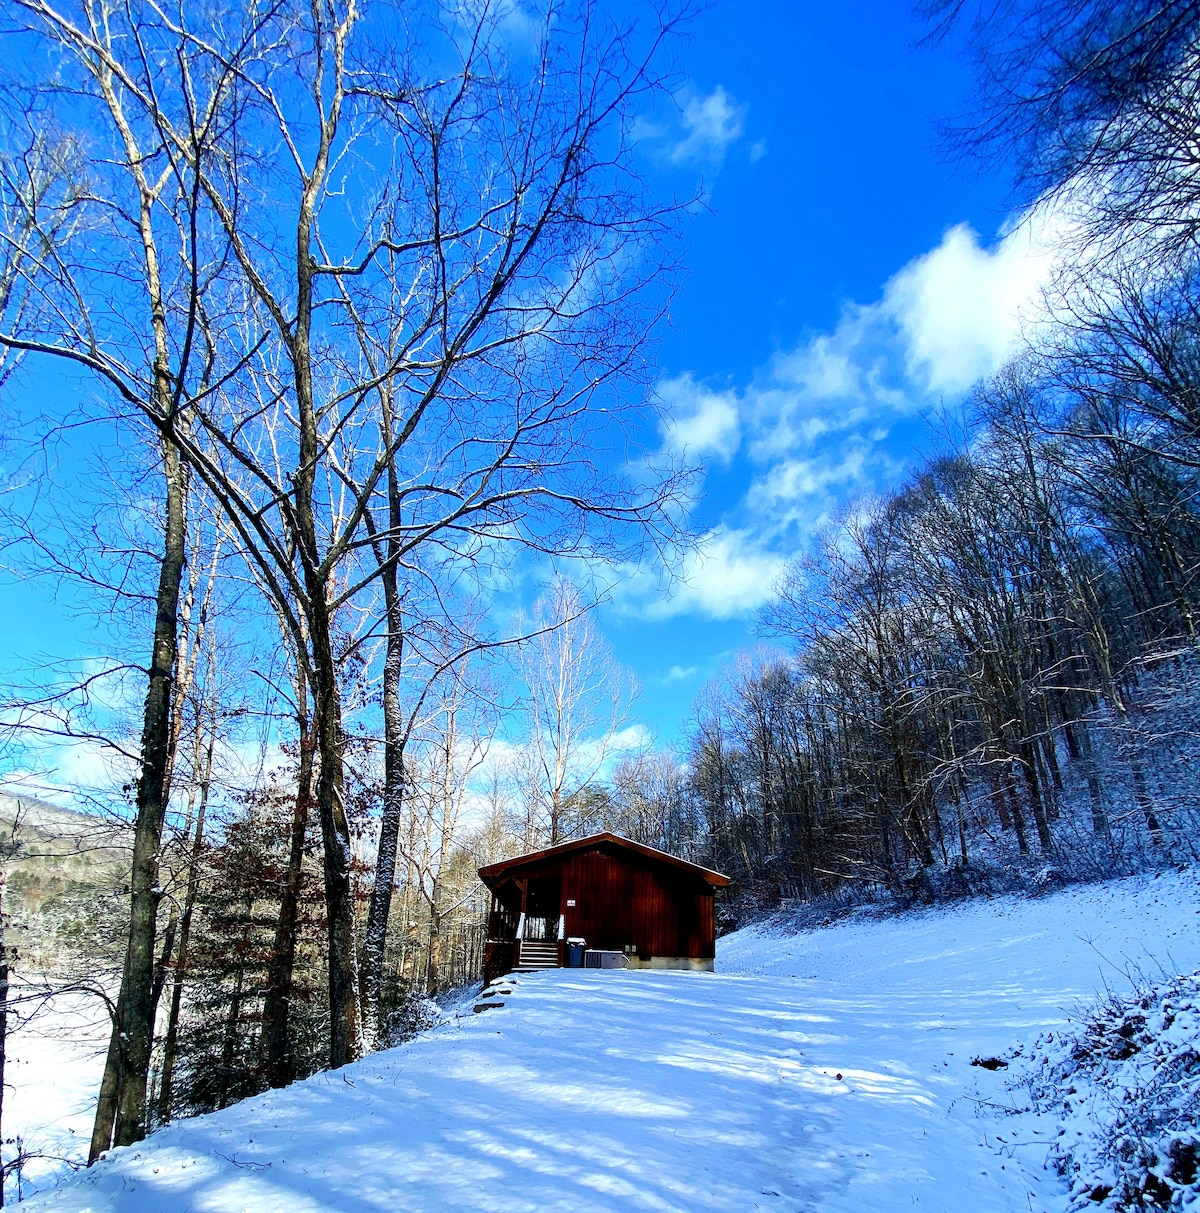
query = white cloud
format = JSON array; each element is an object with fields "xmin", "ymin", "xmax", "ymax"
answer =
[
  {"xmin": 743, "ymin": 217, "xmax": 1058, "ymax": 464},
  {"xmin": 443, "ymin": 0, "xmax": 539, "ymax": 48},
  {"xmin": 747, "ymin": 442, "xmax": 909, "ymax": 540},
  {"xmin": 774, "ymin": 330, "xmax": 863, "ymax": 400},
  {"xmin": 662, "ymin": 664, "xmax": 698, "ymax": 685},
  {"xmin": 885, "ymin": 221, "xmax": 1055, "ymax": 395},
  {"xmin": 604, "ymin": 723, "xmax": 653, "ymax": 757},
  {"xmin": 628, "ymin": 211, "xmax": 1064, "ymax": 623},
  {"xmin": 1, "ymin": 734, "xmax": 136, "ymax": 814},
  {"xmin": 616, "ymin": 528, "xmax": 787, "ymax": 621},
  {"xmin": 746, "ymin": 309, "xmax": 901, "ymax": 463},
  {"xmin": 470, "ymin": 723, "xmax": 651, "ymax": 797},
  {"xmin": 657, "ymin": 374, "xmax": 741, "ymax": 464},
  {"xmin": 670, "ymin": 86, "xmax": 746, "ymax": 166},
  {"xmin": 748, "ymin": 444, "xmax": 874, "ymax": 509}
]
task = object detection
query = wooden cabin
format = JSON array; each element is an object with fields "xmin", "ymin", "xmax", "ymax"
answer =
[{"xmin": 478, "ymin": 831, "xmax": 730, "ymax": 983}]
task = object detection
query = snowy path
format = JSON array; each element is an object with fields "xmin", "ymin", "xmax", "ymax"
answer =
[{"xmin": 25, "ymin": 869, "xmax": 1200, "ymax": 1212}]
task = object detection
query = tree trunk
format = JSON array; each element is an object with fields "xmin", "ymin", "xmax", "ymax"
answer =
[
  {"xmin": 990, "ymin": 767, "xmax": 1012, "ymax": 832},
  {"xmin": 426, "ymin": 882, "xmax": 441, "ymax": 998},
  {"xmin": 1036, "ymin": 725, "xmax": 1062, "ymax": 823},
  {"xmin": 157, "ymin": 723, "xmax": 214, "ymax": 1122},
  {"xmin": 361, "ymin": 582, "xmax": 404, "ymax": 1047},
  {"xmin": 1132, "ymin": 760, "xmax": 1163, "ymax": 844},
  {"xmin": 893, "ymin": 745, "xmax": 933, "ymax": 867},
  {"xmin": 549, "ymin": 789, "xmax": 562, "ymax": 847},
  {"xmin": 1002, "ymin": 767, "xmax": 1030, "ymax": 856},
  {"xmin": 1064, "ymin": 720, "xmax": 1110, "ymax": 839},
  {"xmin": 361, "ymin": 418, "xmax": 405, "ymax": 1046},
  {"xmin": 1019, "ymin": 741, "xmax": 1055, "ymax": 854},
  {"xmin": 930, "ymin": 797, "xmax": 949, "ymax": 866},
  {"xmin": 1041, "ymin": 728, "xmax": 1064, "ymax": 794},
  {"xmin": 217, "ymin": 962, "xmax": 245, "ymax": 1111},
  {"xmin": 955, "ymin": 790, "xmax": 969, "ymax": 864},
  {"xmin": 1, "ymin": 867, "xmax": 8, "ymax": 1208},
  {"xmin": 261, "ymin": 675, "xmax": 314, "ymax": 1088},
  {"xmin": 149, "ymin": 904, "xmax": 179, "ymax": 1031},
  {"xmin": 90, "ymin": 434, "xmax": 187, "ymax": 1161},
  {"xmin": 291, "ymin": 134, "xmax": 362, "ymax": 1066},
  {"xmin": 309, "ymin": 616, "xmax": 362, "ymax": 1068},
  {"xmin": 88, "ymin": 1005, "xmax": 123, "ymax": 1164}
]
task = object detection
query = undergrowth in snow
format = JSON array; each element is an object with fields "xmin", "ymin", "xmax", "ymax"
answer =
[
  {"xmin": 740, "ymin": 860, "xmax": 1176, "ymax": 942},
  {"xmin": 1012, "ymin": 973, "xmax": 1200, "ymax": 1210},
  {"xmin": 379, "ymin": 991, "xmax": 444, "ymax": 1046}
]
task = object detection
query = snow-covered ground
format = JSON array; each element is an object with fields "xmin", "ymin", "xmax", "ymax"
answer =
[
  {"xmin": 6, "ymin": 989, "xmax": 110, "ymax": 1201},
  {"xmin": 19, "ymin": 868, "xmax": 1200, "ymax": 1212}
]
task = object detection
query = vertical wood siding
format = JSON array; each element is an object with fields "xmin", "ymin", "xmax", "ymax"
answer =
[{"xmin": 550, "ymin": 845, "xmax": 714, "ymax": 959}]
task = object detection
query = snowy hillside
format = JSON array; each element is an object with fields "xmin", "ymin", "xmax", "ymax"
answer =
[
  {"xmin": 6, "ymin": 992, "xmax": 110, "ymax": 1201},
  {"xmin": 22, "ymin": 868, "xmax": 1200, "ymax": 1213}
]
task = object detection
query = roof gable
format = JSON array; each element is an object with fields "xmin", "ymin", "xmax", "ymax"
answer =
[{"xmin": 478, "ymin": 831, "xmax": 730, "ymax": 888}]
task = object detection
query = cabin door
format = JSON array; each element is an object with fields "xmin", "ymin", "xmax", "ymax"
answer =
[{"xmin": 523, "ymin": 878, "xmax": 562, "ymax": 941}]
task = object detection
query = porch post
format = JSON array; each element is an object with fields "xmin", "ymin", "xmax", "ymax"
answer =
[{"xmin": 516, "ymin": 880, "xmax": 528, "ymax": 970}]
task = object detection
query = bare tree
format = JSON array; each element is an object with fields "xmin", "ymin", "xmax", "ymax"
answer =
[
  {"xmin": 928, "ymin": 0, "xmax": 1200, "ymax": 272},
  {"xmin": 0, "ymin": 114, "xmax": 85, "ymax": 1205},
  {"xmin": 257, "ymin": 614, "xmax": 316, "ymax": 1091},
  {"xmin": 0, "ymin": 816, "xmax": 12, "ymax": 1208},
  {"xmin": 397, "ymin": 664, "xmax": 492, "ymax": 998},
  {"xmin": 608, "ymin": 750, "xmax": 696, "ymax": 855},
  {"xmin": 515, "ymin": 577, "xmax": 637, "ymax": 846},
  {"xmin": 3, "ymin": 1, "xmax": 689, "ymax": 1129},
  {"xmin": 0, "ymin": 40, "xmax": 226, "ymax": 1147}
]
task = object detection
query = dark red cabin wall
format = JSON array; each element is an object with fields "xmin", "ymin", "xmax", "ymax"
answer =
[{"xmin": 555, "ymin": 847, "xmax": 715, "ymax": 959}]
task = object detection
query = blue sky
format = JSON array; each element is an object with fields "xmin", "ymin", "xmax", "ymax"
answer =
[
  {"xmin": 594, "ymin": 0, "xmax": 1056, "ymax": 745},
  {"xmin": 0, "ymin": 0, "xmax": 1060, "ymax": 790}
]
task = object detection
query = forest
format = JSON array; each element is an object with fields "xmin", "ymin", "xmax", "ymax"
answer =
[{"xmin": 3, "ymin": 0, "xmax": 1200, "ymax": 1201}]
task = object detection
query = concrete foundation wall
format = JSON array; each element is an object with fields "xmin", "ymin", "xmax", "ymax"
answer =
[{"xmin": 625, "ymin": 955, "xmax": 714, "ymax": 972}]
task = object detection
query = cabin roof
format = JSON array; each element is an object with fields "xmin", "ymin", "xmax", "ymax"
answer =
[{"xmin": 477, "ymin": 831, "xmax": 731, "ymax": 889}]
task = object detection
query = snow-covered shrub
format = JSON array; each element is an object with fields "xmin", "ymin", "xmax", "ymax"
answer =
[
  {"xmin": 380, "ymin": 991, "xmax": 443, "ymax": 1046},
  {"xmin": 1017, "ymin": 973, "xmax": 1200, "ymax": 1210},
  {"xmin": 1033, "ymin": 865, "xmax": 1068, "ymax": 895}
]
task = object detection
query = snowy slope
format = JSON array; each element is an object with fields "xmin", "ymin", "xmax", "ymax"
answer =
[
  {"xmin": 23, "ymin": 868, "xmax": 1200, "ymax": 1213},
  {"xmin": 6, "ymin": 990, "xmax": 110, "ymax": 1199}
]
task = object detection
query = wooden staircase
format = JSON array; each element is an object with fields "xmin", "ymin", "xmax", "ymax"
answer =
[{"xmin": 516, "ymin": 939, "xmax": 559, "ymax": 971}]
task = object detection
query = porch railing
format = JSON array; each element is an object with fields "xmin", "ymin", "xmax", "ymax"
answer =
[
  {"xmin": 487, "ymin": 905, "xmax": 520, "ymax": 942},
  {"xmin": 517, "ymin": 913, "xmax": 562, "ymax": 942},
  {"xmin": 485, "ymin": 911, "xmax": 567, "ymax": 978}
]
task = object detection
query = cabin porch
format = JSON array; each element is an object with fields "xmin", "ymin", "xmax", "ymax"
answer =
[{"xmin": 484, "ymin": 875, "xmax": 566, "ymax": 980}]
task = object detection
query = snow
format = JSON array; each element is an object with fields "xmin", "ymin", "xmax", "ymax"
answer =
[
  {"xmin": 998, "ymin": 971, "xmax": 1200, "ymax": 1208},
  {"xmin": 6, "ymin": 989, "xmax": 110, "ymax": 1200},
  {"xmin": 19, "ymin": 867, "xmax": 1200, "ymax": 1212}
]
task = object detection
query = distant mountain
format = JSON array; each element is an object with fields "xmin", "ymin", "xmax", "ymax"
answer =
[
  {"xmin": 1, "ymin": 791, "xmax": 130, "ymax": 974},
  {"xmin": 0, "ymin": 791, "xmax": 129, "ymax": 840}
]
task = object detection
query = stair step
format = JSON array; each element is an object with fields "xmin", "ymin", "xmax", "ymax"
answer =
[{"xmin": 517, "ymin": 941, "xmax": 560, "ymax": 971}]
